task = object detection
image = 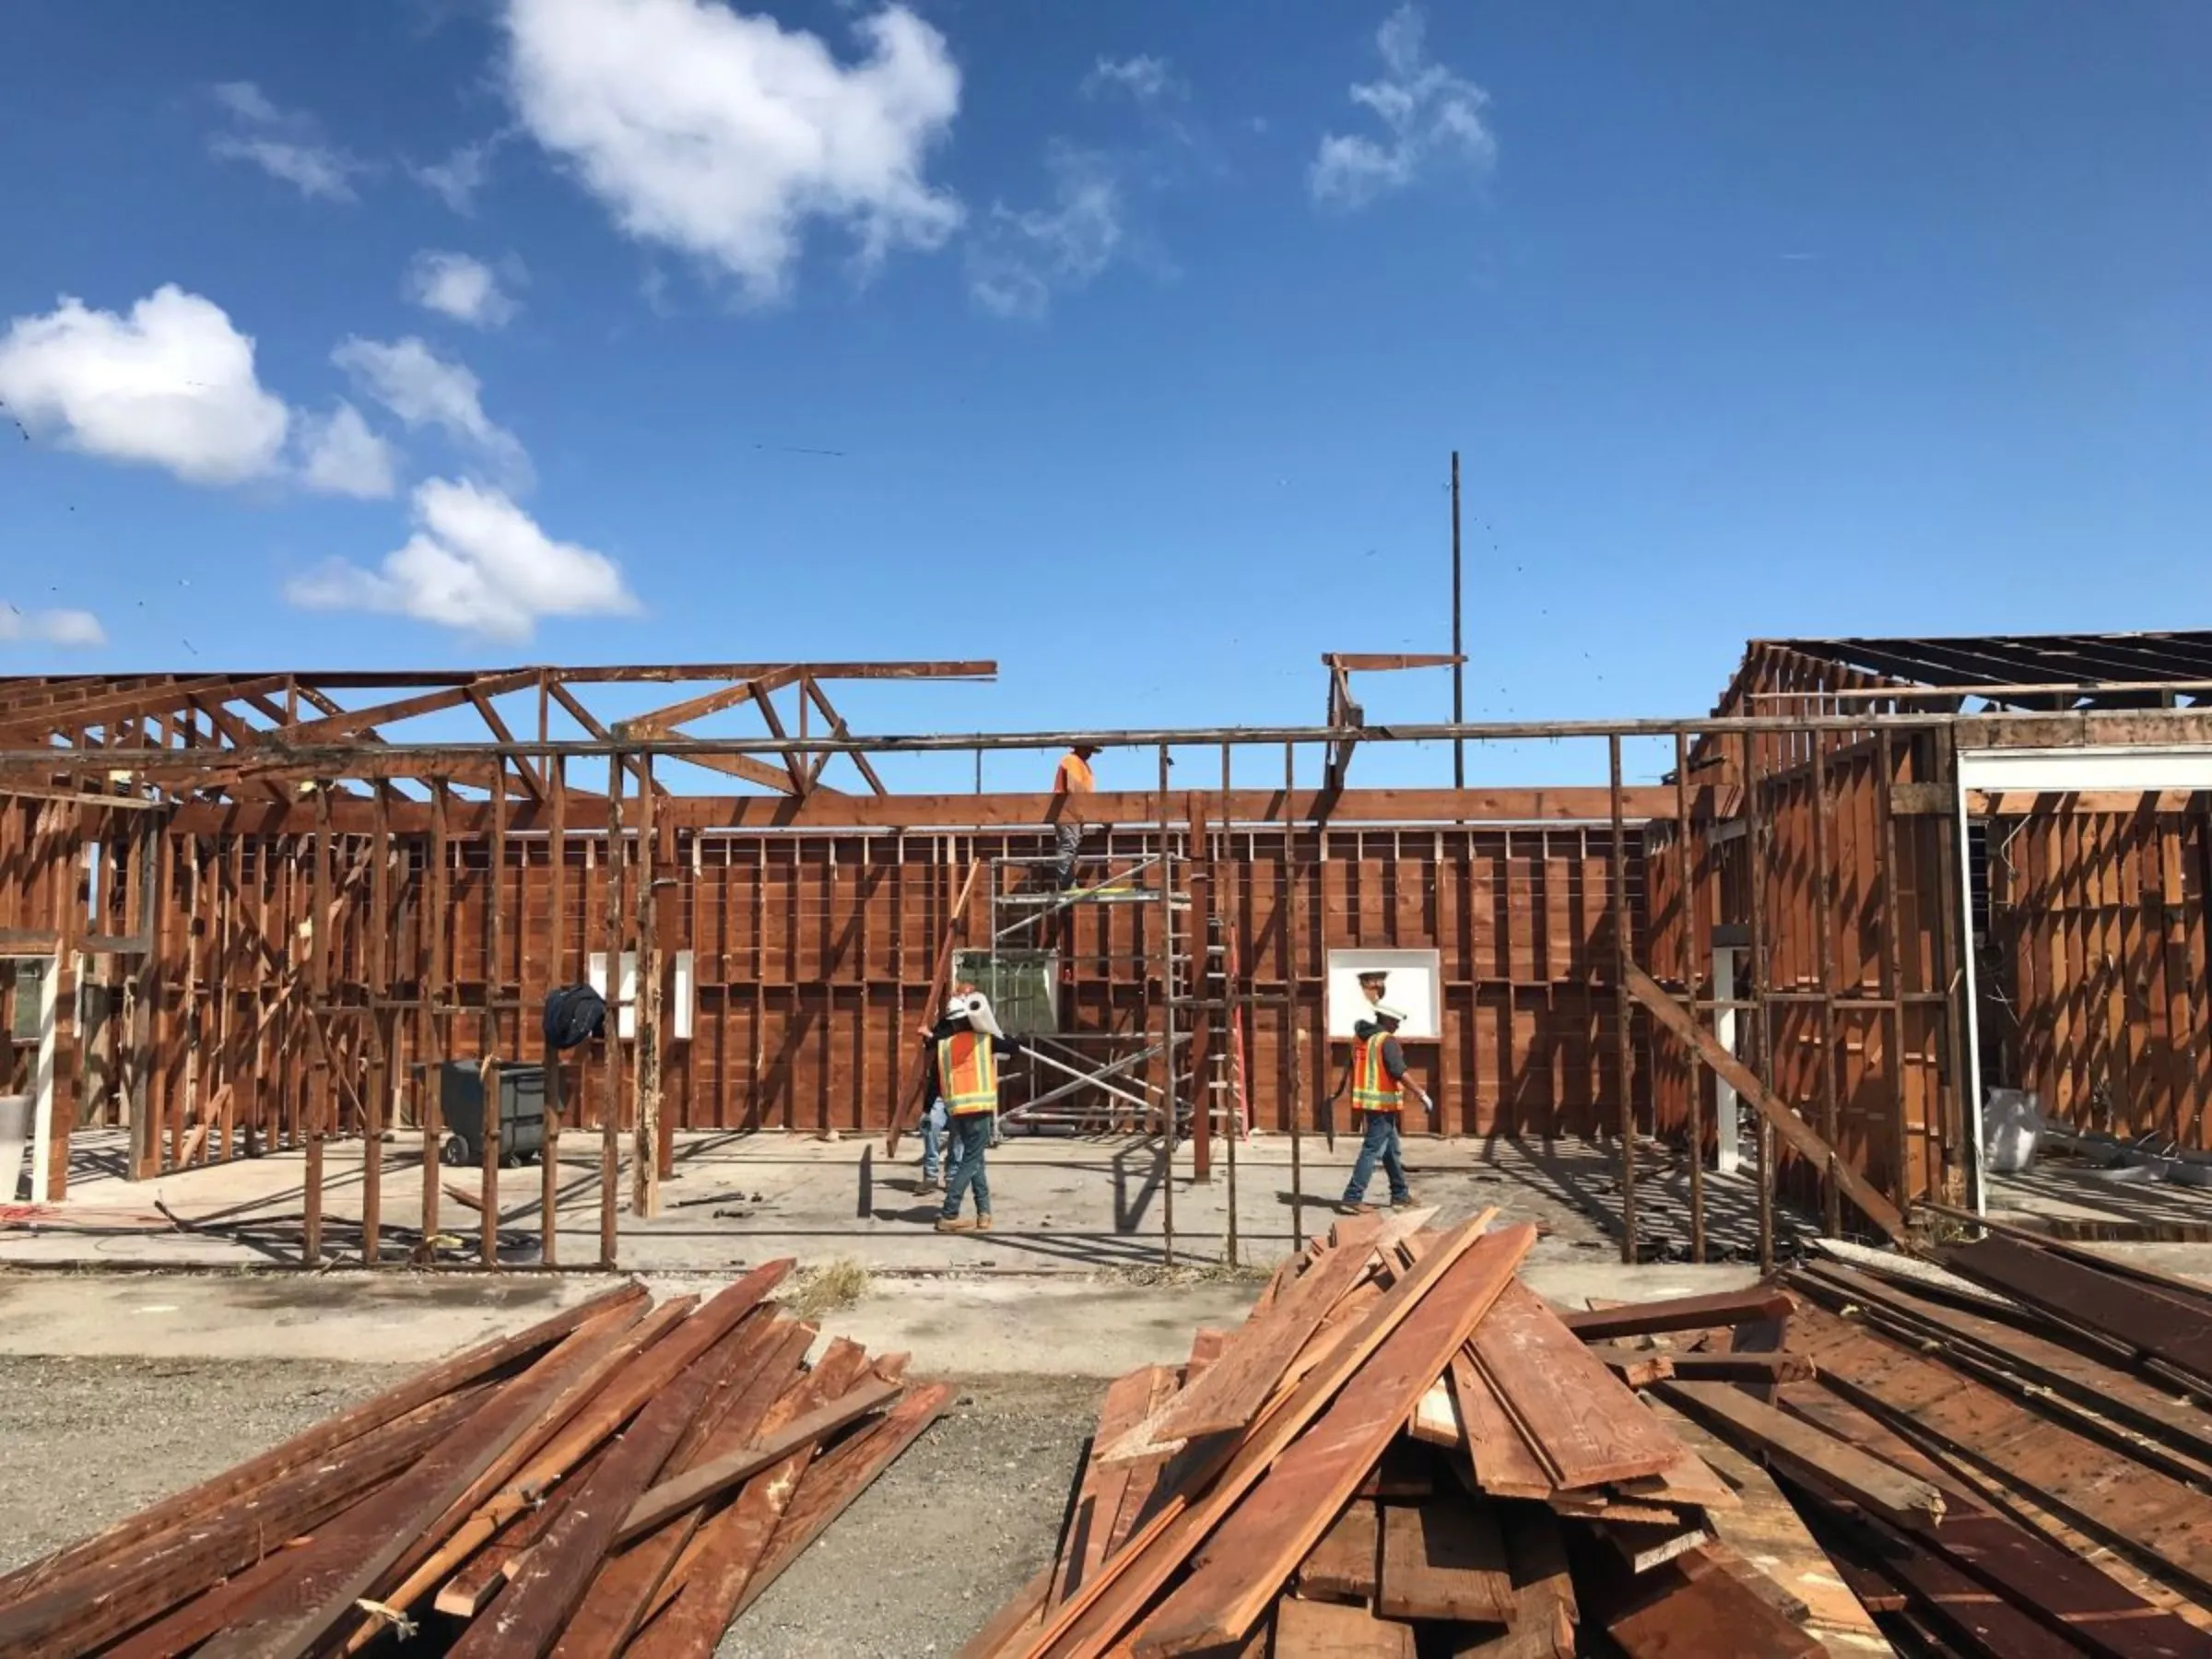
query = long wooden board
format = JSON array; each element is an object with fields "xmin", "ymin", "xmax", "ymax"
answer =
[
  {"xmin": 1273, "ymin": 1595, "xmax": 1416, "ymax": 1658},
  {"xmin": 1472, "ymin": 1283, "xmax": 1685, "ymax": 1490},
  {"xmin": 1297, "ymin": 1501, "xmax": 1381, "ymax": 1604},
  {"xmin": 1452, "ymin": 1350, "xmax": 1554, "ymax": 1500},
  {"xmin": 1129, "ymin": 1228, "xmax": 1535, "ymax": 1656},
  {"xmin": 1375, "ymin": 1498, "xmax": 1513, "ymax": 1624},
  {"xmin": 1938, "ymin": 1237, "xmax": 2212, "ymax": 1387}
]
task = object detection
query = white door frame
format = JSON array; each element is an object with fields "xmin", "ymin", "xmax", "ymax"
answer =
[{"xmin": 3, "ymin": 952, "xmax": 60, "ymax": 1204}]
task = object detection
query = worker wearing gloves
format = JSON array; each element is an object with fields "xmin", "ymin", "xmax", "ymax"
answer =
[
  {"xmin": 1340, "ymin": 1004, "xmax": 1430, "ymax": 1213},
  {"xmin": 1049, "ymin": 743, "xmax": 1101, "ymax": 890},
  {"xmin": 930, "ymin": 992, "xmax": 1023, "ymax": 1232}
]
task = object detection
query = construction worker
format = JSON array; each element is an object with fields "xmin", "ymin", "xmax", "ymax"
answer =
[
  {"xmin": 1050, "ymin": 743, "xmax": 1101, "ymax": 889},
  {"xmin": 915, "ymin": 982, "xmax": 978, "ymax": 1192},
  {"xmin": 930, "ymin": 992, "xmax": 1022, "ymax": 1231},
  {"xmin": 1340, "ymin": 1004, "xmax": 1432, "ymax": 1213}
]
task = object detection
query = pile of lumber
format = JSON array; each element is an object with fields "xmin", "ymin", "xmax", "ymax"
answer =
[
  {"xmin": 962, "ymin": 1209, "xmax": 1853, "ymax": 1658},
  {"xmin": 1724, "ymin": 1219, "xmax": 2212, "ymax": 1656},
  {"xmin": 0, "ymin": 1263, "xmax": 945, "ymax": 1657}
]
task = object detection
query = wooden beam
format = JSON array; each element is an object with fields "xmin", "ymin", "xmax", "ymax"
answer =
[{"xmin": 1623, "ymin": 961, "xmax": 1910, "ymax": 1243}]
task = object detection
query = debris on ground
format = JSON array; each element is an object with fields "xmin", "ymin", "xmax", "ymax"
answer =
[
  {"xmin": 785, "ymin": 1255, "xmax": 872, "ymax": 1319},
  {"xmin": 965, "ymin": 1207, "xmax": 2212, "ymax": 1657},
  {"xmin": 0, "ymin": 1262, "xmax": 945, "ymax": 1656}
]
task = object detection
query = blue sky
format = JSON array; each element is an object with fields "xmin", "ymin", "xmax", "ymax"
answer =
[{"xmin": 1, "ymin": 0, "xmax": 2206, "ymax": 792}]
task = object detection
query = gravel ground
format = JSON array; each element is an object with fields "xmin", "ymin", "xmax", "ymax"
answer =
[
  {"xmin": 0, "ymin": 1353, "xmax": 411, "ymax": 1574},
  {"xmin": 0, "ymin": 1352, "xmax": 1099, "ymax": 1659},
  {"xmin": 722, "ymin": 1374, "xmax": 1100, "ymax": 1659}
]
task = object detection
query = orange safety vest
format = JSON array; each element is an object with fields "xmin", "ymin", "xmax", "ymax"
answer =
[
  {"xmin": 936, "ymin": 1031, "xmax": 1000, "ymax": 1116},
  {"xmin": 1054, "ymin": 753, "xmax": 1095, "ymax": 794},
  {"xmin": 1350, "ymin": 1032, "xmax": 1403, "ymax": 1114}
]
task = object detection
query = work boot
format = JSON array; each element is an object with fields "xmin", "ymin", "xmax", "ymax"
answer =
[
  {"xmin": 1338, "ymin": 1200, "xmax": 1374, "ymax": 1216},
  {"xmin": 974, "ymin": 1214, "xmax": 994, "ymax": 1231},
  {"xmin": 935, "ymin": 1217, "xmax": 975, "ymax": 1233},
  {"xmin": 918, "ymin": 1175, "xmax": 941, "ymax": 1193},
  {"xmin": 1391, "ymin": 1192, "xmax": 1417, "ymax": 1208}
]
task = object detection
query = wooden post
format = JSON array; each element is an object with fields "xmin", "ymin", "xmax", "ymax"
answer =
[
  {"xmin": 423, "ymin": 782, "xmax": 449, "ymax": 1249},
  {"xmin": 1187, "ymin": 793, "xmax": 1214, "ymax": 1184},
  {"xmin": 1931, "ymin": 725, "xmax": 1973, "ymax": 1207},
  {"xmin": 1743, "ymin": 733, "xmax": 1773, "ymax": 1273},
  {"xmin": 543, "ymin": 756, "xmax": 567, "ymax": 1266},
  {"xmin": 1674, "ymin": 734, "xmax": 1704, "ymax": 1263},
  {"xmin": 305, "ymin": 787, "xmax": 331, "ymax": 1265},
  {"xmin": 600, "ymin": 752, "xmax": 626, "ymax": 1267},
  {"xmin": 633, "ymin": 754, "xmax": 663, "ymax": 1219},
  {"xmin": 1877, "ymin": 731, "xmax": 1911, "ymax": 1234},
  {"xmin": 480, "ymin": 765, "xmax": 506, "ymax": 1267},
  {"xmin": 47, "ymin": 802, "xmax": 84, "ymax": 1201},
  {"xmin": 1812, "ymin": 733, "xmax": 1842, "ymax": 1237},
  {"xmin": 365, "ymin": 785, "xmax": 390, "ymax": 1266},
  {"xmin": 1610, "ymin": 735, "xmax": 1636, "ymax": 1265}
]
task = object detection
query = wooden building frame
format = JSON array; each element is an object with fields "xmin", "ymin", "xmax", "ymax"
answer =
[{"xmin": 6, "ymin": 634, "xmax": 2211, "ymax": 1269}]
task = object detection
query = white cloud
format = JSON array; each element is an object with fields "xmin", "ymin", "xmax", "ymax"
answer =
[
  {"xmin": 501, "ymin": 0, "xmax": 963, "ymax": 300},
  {"xmin": 406, "ymin": 251, "xmax": 522, "ymax": 328},
  {"xmin": 298, "ymin": 402, "xmax": 399, "ymax": 499},
  {"xmin": 207, "ymin": 80, "xmax": 371, "ymax": 202},
  {"xmin": 967, "ymin": 147, "xmax": 1125, "ymax": 320},
  {"xmin": 287, "ymin": 477, "xmax": 639, "ymax": 639},
  {"xmin": 414, "ymin": 136, "xmax": 500, "ymax": 214},
  {"xmin": 1310, "ymin": 6, "xmax": 1494, "ymax": 208},
  {"xmin": 0, "ymin": 286, "xmax": 291, "ymax": 485},
  {"xmin": 332, "ymin": 335, "xmax": 531, "ymax": 488},
  {"xmin": 1084, "ymin": 55, "xmax": 1176, "ymax": 103},
  {"xmin": 0, "ymin": 606, "xmax": 106, "ymax": 649}
]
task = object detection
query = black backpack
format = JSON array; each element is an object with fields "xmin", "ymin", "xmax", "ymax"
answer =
[{"xmin": 541, "ymin": 984, "xmax": 608, "ymax": 1051}]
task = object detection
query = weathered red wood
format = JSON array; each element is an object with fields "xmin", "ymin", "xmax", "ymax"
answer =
[
  {"xmin": 1375, "ymin": 1498, "xmax": 1513, "ymax": 1624},
  {"xmin": 1472, "ymin": 1283, "xmax": 1686, "ymax": 1491},
  {"xmin": 1558, "ymin": 1288, "xmax": 1797, "ymax": 1342}
]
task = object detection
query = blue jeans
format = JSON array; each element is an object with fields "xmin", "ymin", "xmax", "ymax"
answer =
[
  {"xmin": 921, "ymin": 1101, "xmax": 951, "ymax": 1182},
  {"xmin": 1343, "ymin": 1111, "xmax": 1408, "ymax": 1206},
  {"xmin": 940, "ymin": 1112, "xmax": 994, "ymax": 1218}
]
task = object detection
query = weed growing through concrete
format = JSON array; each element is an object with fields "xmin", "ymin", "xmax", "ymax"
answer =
[{"xmin": 786, "ymin": 1257, "xmax": 872, "ymax": 1319}]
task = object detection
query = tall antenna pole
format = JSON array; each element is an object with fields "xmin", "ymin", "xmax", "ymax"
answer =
[{"xmin": 1451, "ymin": 450, "xmax": 1465, "ymax": 788}]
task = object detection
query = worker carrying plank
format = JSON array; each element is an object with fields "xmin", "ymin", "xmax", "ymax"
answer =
[
  {"xmin": 929, "ymin": 991, "xmax": 1023, "ymax": 1232},
  {"xmin": 1340, "ymin": 1003, "xmax": 1432, "ymax": 1214},
  {"xmin": 1049, "ymin": 743, "xmax": 1101, "ymax": 890}
]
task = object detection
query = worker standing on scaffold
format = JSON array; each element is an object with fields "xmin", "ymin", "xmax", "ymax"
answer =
[
  {"xmin": 932, "ymin": 992, "xmax": 1022, "ymax": 1232},
  {"xmin": 1049, "ymin": 743, "xmax": 1101, "ymax": 890},
  {"xmin": 1340, "ymin": 1004, "xmax": 1431, "ymax": 1213}
]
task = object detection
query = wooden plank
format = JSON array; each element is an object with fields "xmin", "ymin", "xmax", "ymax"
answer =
[
  {"xmin": 1103, "ymin": 1367, "xmax": 1182, "ymax": 1565},
  {"xmin": 1449, "ymin": 1508, "xmax": 1577, "ymax": 1659},
  {"xmin": 614, "ymin": 1375, "xmax": 901, "ymax": 1546},
  {"xmin": 1794, "ymin": 1308, "xmax": 2212, "ymax": 1605},
  {"xmin": 1655, "ymin": 1380, "xmax": 1945, "ymax": 1529},
  {"xmin": 1452, "ymin": 1349, "xmax": 1554, "ymax": 1500},
  {"xmin": 1937, "ymin": 1236, "xmax": 2212, "ymax": 1387},
  {"xmin": 1272, "ymin": 1595, "xmax": 1416, "ymax": 1658},
  {"xmin": 1603, "ymin": 1519, "xmax": 1713, "ymax": 1576},
  {"xmin": 1595, "ymin": 1348, "xmax": 1812, "ymax": 1386},
  {"xmin": 1104, "ymin": 1236, "xmax": 1384, "ymax": 1464},
  {"xmin": 1624, "ymin": 961, "xmax": 1909, "ymax": 1242},
  {"xmin": 194, "ymin": 1309, "xmax": 649, "ymax": 1659},
  {"xmin": 0, "ymin": 1281, "xmax": 644, "ymax": 1610},
  {"xmin": 1019, "ymin": 1215, "xmax": 1515, "ymax": 1659},
  {"xmin": 1127, "ymin": 1226, "xmax": 1535, "ymax": 1657},
  {"xmin": 1408, "ymin": 1378, "xmax": 1464, "ymax": 1446},
  {"xmin": 1297, "ymin": 1500, "xmax": 1381, "ymax": 1604},
  {"xmin": 1053, "ymin": 1369, "xmax": 1156, "ymax": 1609},
  {"xmin": 1559, "ymin": 1288, "xmax": 1798, "ymax": 1342},
  {"xmin": 1375, "ymin": 1498, "xmax": 1513, "ymax": 1624},
  {"xmin": 1472, "ymin": 1283, "xmax": 1685, "ymax": 1490},
  {"xmin": 1606, "ymin": 1560, "xmax": 1822, "ymax": 1659}
]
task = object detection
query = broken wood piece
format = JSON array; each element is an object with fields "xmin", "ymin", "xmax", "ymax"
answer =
[
  {"xmin": 1602, "ymin": 1518, "xmax": 1714, "ymax": 1577},
  {"xmin": 1655, "ymin": 1380, "xmax": 1946, "ymax": 1531},
  {"xmin": 1408, "ymin": 1377, "xmax": 1465, "ymax": 1447},
  {"xmin": 1595, "ymin": 1348, "xmax": 1811, "ymax": 1385},
  {"xmin": 1375, "ymin": 1497, "xmax": 1514, "ymax": 1624},
  {"xmin": 1606, "ymin": 1556, "xmax": 1823, "ymax": 1659},
  {"xmin": 1472, "ymin": 1283, "xmax": 1686, "ymax": 1490},
  {"xmin": 1594, "ymin": 1352, "xmax": 1676, "ymax": 1389}
]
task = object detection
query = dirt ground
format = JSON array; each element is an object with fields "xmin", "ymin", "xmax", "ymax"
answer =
[{"xmin": 0, "ymin": 1353, "xmax": 1096, "ymax": 1658}]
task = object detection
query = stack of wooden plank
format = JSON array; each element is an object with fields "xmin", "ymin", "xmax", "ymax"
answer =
[
  {"xmin": 961, "ymin": 1210, "xmax": 1849, "ymax": 1658},
  {"xmin": 0, "ymin": 1263, "xmax": 946, "ymax": 1658},
  {"xmin": 1685, "ymin": 1221, "xmax": 2212, "ymax": 1658}
]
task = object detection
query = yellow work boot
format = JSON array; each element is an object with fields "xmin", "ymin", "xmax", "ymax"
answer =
[
  {"xmin": 935, "ymin": 1217, "xmax": 974, "ymax": 1233},
  {"xmin": 974, "ymin": 1214, "xmax": 994, "ymax": 1232}
]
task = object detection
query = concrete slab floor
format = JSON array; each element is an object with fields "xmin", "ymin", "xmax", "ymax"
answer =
[{"xmin": 14, "ymin": 1126, "xmax": 1787, "ymax": 1274}]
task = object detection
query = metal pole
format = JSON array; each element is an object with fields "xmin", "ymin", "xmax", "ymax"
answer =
[
  {"xmin": 1744, "ymin": 732, "xmax": 1774, "ymax": 1273},
  {"xmin": 1812, "ymin": 731, "xmax": 1842, "ymax": 1238},
  {"xmin": 1675, "ymin": 733, "xmax": 1704, "ymax": 1263},
  {"xmin": 1451, "ymin": 451, "xmax": 1465, "ymax": 789}
]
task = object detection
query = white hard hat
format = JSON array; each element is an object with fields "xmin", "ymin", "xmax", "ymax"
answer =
[{"xmin": 1372, "ymin": 1003, "xmax": 1408, "ymax": 1025}]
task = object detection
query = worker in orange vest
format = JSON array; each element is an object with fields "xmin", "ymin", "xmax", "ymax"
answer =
[
  {"xmin": 930, "ymin": 992, "xmax": 1022, "ymax": 1232},
  {"xmin": 1050, "ymin": 743, "xmax": 1101, "ymax": 890},
  {"xmin": 915, "ymin": 982, "xmax": 979, "ymax": 1193},
  {"xmin": 1340, "ymin": 1004, "xmax": 1432, "ymax": 1213}
]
